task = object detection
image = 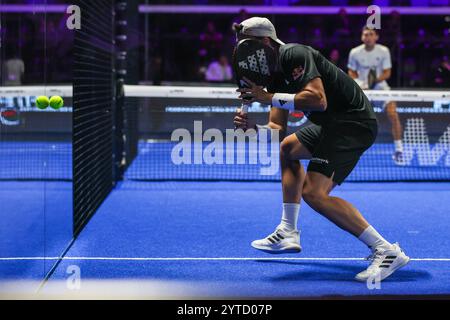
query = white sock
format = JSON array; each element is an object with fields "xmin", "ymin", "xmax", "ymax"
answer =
[
  {"xmin": 278, "ymin": 203, "xmax": 300, "ymax": 232},
  {"xmin": 358, "ymin": 225, "xmax": 392, "ymax": 251},
  {"xmin": 394, "ymin": 140, "xmax": 403, "ymax": 152}
]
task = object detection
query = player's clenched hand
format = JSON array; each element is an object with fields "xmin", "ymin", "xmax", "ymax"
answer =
[
  {"xmin": 234, "ymin": 108, "xmax": 255, "ymax": 130},
  {"xmin": 236, "ymin": 77, "xmax": 274, "ymax": 105}
]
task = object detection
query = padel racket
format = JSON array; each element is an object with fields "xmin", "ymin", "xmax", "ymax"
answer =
[{"xmin": 232, "ymin": 38, "xmax": 277, "ymax": 114}]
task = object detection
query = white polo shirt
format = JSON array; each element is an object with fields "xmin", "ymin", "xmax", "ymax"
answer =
[
  {"xmin": 2, "ymin": 59, "xmax": 24, "ymax": 85},
  {"xmin": 348, "ymin": 44, "xmax": 392, "ymax": 90}
]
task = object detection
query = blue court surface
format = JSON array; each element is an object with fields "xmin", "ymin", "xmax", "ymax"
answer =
[
  {"xmin": 1, "ymin": 140, "xmax": 450, "ymax": 297},
  {"xmin": 0, "ymin": 181, "xmax": 72, "ymax": 284},
  {"xmin": 3, "ymin": 180, "xmax": 444, "ymax": 298}
]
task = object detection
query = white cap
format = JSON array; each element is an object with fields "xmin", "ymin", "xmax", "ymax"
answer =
[{"xmin": 239, "ymin": 17, "xmax": 285, "ymax": 45}]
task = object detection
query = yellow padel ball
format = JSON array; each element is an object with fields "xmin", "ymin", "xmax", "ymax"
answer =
[
  {"xmin": 49, "ymin": 96, "xmax": 64, "ymax": 110},
  {"xmin": 36, "ymin": 96, "xmax": 50, "ymax": 109}
]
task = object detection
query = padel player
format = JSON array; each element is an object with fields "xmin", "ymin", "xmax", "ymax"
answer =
[
  {"xmin": 348, "ymin": 27, "xmax": 404, "ymax": 165},
  {"xmin": 233, "ymin": 17, "xmax": 409, "ymax": 282}
]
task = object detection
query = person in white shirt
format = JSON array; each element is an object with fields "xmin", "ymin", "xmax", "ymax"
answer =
[
  {"xmin": 2, "ymin": 57, "xmax": 25, "ymax": 86},
  {"xmin": 205, "ymin": 55, "xmax": 233, "ymax": 82},
  {"xmin": 348, "ymin": 27, "xmax": 403, "ymax": 164}
]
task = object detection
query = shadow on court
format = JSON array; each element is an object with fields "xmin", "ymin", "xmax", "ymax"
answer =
[{"xmin": 255, "ymin": 260, "xmax": 432, "ymax": 282}]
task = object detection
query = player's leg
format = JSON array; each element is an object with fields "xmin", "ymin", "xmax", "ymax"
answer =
[
  {"xmin": 302, "ymin": 171, "xmax": 409, "ymax": 281},
  {"xmin": 301, "ymin": 120, "xmax": 409, "ymax": 281},
  {"xmin": 302, "ymin": 172, "xmax": 369, "ymax": 237},
  {"xmin": 269, "ymin": 108, "xmax": 310, "ymax": 231},
  {"xmin": 301, "ymin": 121, "xmax": 385, "ymax": 238},
  {"xmin": 385, "ymin": 101, "xmax": 404, "ymax": 162},
  {"xmin": 276, "ymin": 117, "xmax": 321, "ymax": 235},
  {"xmin": 251, "ymin": 109, "xmax": 312, "ymax": 254},
  {"xmin": 386, "ymin": 101, "xmax": 402, "ymax": 141},
  {"xmin": 281, "ymin": 135, "xmax": 307, "ymax": 204},
  {"xmin": 251, "ymin": 132, "xmax": 312, "ymax": 253},
  {"xmin": 279, "ymin": 134, "xmax": 310, "ymax": 227}
]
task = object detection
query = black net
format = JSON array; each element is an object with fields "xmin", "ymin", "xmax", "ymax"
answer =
[{"xmin": 72, "ymin": 0, "xmax": 116, "ymax": 237}]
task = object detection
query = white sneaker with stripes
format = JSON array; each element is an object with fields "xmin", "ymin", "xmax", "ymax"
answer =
[
  {"xmin": 393, "ymin": 151, "xmax": 407, "ymax": 166},
  {"xmin": 355, "ymin": 242, "xmax": 410, "ymax": 282},
  {"xmin": 251, "ymin": 228, "xmax": 301, "ymax": 254}
]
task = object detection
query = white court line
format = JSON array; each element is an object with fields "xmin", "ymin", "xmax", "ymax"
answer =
[{"xmin": 1, "ymin": 257, "xmax": 450, "ymax": 261}]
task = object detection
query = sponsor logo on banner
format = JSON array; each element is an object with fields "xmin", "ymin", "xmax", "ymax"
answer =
[
  {"xmin": 0, "ymin": 107, "xmax": 20, "ymax": 126},
  {"xmin": 399, "ymin": 118, "xmax": 450, "ymax": 167},
  {"xmin": 291, "ymin": 66, "xmax": 304, "ymax": 80}
]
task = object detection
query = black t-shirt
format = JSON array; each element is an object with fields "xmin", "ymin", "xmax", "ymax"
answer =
[{"xmin": 267, "ymin": 43, "xmax": 377, "ymax": 126}]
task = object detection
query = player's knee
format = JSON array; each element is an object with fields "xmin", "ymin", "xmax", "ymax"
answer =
[
  {"xmin": 268, "ymin": 121, "xmax": 287, "ymax": 142},
  {"xmin": 302, "ymin": 186, "xmax": 327, "ymax": 210},
  {"xmin": 280, "ymin": 139, "xmax": 294, "ymax": 160}
]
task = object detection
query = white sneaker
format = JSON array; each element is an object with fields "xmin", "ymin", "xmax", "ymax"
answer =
[
  {"xmin": 393, "ymin": 151, "xmax": 406, "ymax": 166},
  {"xmin": 355, "ymin": 243, "xmax": 410, "ymax": 282},
  {"xmin": 251, "ymin": 228, "xmax": 301, "ymax": 254}
]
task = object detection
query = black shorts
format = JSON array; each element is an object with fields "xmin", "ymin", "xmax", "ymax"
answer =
[{"xmin": 295, "ymin": 119, "xmax": 378, "ymax": 185}]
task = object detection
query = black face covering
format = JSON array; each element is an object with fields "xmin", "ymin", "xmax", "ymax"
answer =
[{"xmin": 232, "ymin": 38, "xmax": 278, "ymax": 89}]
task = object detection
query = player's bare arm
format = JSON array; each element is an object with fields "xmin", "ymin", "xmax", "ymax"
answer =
[
  {"xmin": 237, "ymin": 76, "xmax": 327, "ymax": 112},
  {"xmin": 348, "ymin": 69, "xmax": 358, "ymax": 79},
  {"xmin": 377, "ymin": 68, "xmax": 391, "ymax": 82}
]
